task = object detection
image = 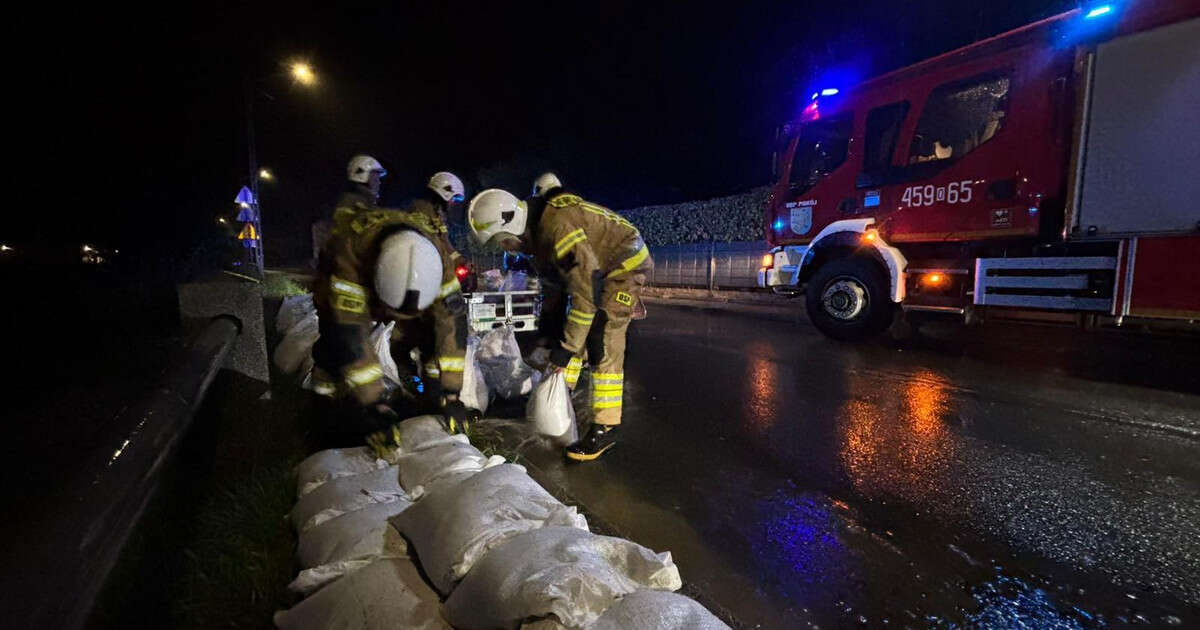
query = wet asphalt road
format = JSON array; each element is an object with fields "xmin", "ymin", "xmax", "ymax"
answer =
[{"xmin": 519, "ymin": 305, "xmax": 1200, "ymax": 629}]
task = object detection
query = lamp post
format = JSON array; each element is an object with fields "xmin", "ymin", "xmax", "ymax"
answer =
[{"xmin": 243, "ymin": 61, "xmax": 317, "ymax": 277}]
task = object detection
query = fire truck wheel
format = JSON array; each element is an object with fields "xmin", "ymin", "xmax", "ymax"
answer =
[{"xmin": 805, "ymin": 256, "xmax": 895, "ymax": 341}]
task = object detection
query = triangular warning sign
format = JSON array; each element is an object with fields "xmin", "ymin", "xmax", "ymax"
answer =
[{"xmin": 237, "ymin": 223, "xmax": 259, "ymax": 241}]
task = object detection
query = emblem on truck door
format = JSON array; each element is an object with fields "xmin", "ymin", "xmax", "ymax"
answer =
[
  {"xmin": 791, "ymin": 205, "xmax": 813, "ymax": 235},
  {"xmin": 991, "ymin": 208, "xmax": 1012, "ymax": 227}
]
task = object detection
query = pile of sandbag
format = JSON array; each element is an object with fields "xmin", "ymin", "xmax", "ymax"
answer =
[{"xmin": 276, "ymin": 413, "xmax": 730, "ymax": 630}]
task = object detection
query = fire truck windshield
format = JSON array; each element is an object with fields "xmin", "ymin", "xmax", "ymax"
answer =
[{"xmin": 787, "ymin": 113, "xmax": 852, "ymax": 194}]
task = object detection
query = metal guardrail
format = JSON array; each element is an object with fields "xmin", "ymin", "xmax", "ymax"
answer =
[
  {"xmin": 12, "ymin": 315, "xmax": 241, "ymax": 630},
  {"xmin": 648, "ymin": 241, "xmax": 767, "ymax": 290}
]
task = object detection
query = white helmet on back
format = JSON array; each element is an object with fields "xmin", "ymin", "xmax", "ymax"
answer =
[
  {"xmin": 468, "ymin": 189, "xmax": 528, "ymax": 248},
  {"xmin": 531, "ymin": 172, "xmax": 562, "ymax": 198},
  {"xmin": 347, "ymin": 155, "xmax": 387, "ymax": 184},
  {"xmin": 428, "ymin": 171, "xmax": 466, "ymax": 203},
  {"xmin": 375, "ymin": 230, "xmax": 443, "ymax": 313}
]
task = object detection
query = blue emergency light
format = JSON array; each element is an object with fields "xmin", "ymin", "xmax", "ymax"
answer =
[{"xmin": 1085, "ymin": 5, "xmax": 1113, "ymax": 19}]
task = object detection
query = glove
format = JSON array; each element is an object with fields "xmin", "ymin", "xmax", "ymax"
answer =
[
  {"xmin": 366, "ymin": 418, "xmax": 404, "ymax": 460},
  {"xmin": 441, "ymin": 395, "xmax": 480, "ymax": 435}
]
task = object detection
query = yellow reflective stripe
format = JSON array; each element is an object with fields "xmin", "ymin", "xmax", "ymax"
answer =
[
  {"xmin": 594, "ymin": 384, "xmax": 624, "ymax": 392},
  {"xmin": 439, "ymin": 278, "xmax": 461, "ymax": 298},
  {"xmin": 593, "ymin": 373, "xmax": 624, "ymax": 383},
  {"xmin": 331, "ymin": 274, "xmax": 369, "ymax": 313},
  {"xmin": 331, "ymin": 275, "xmax": 366, "ymax": 298},
  {"xmin": 554, "ymin": 228, "xmax": 586, "ymax": 251},
  {"xmin": 567, "ymin": 310, "xmax": 595, "ymax": 326},
  {"xmin": 439, "ymin": 356, "xmax": 466, "ymax": 373},
  {"xmin": 593, "ymin": 400, "xmax": 623, "ymax": 409},
  {"xmin": 554, "ymin": 228, "xmax": 588, "ymax": 258},
  {"xmin": 567, "ymin": 357, "xmax": 583, "ymax": 369},
  {"xmin": 607, "ymin": 245, "xmax": 650, "ymax": 278},
  {"xmin": 346, "ymin": 364, "xmax": 383, "ymax": 386},
  {"xmin": 334, "ymin": 295, "xmax": 367, "ymax": 313},
  {"xmin": 312, "ymin": 381, "xmax": 337, "ymax": 396},
  {"xmin": 578, "ymin": 201, "xmax": 635, "ymax": 229},
  {"xmin": 548, "ymin": 194, "xmax": 582, "ymax": 208},
  {"xmin": 423, "ymin": 361, "xmax": 440, "ymax": 377}
]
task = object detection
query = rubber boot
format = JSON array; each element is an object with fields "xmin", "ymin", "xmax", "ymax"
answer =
[{"xmin": 565, "ymin": 423, "xmax": 618, "ymax": 462}]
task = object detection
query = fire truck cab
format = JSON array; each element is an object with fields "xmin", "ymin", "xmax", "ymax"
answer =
[{"xmin": 759, "ymin": 1, "xmax": 1200, "ymax": 340}]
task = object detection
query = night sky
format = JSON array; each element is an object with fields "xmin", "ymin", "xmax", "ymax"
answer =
[{"xmin": 13, "ymin": 0, "xmax": 1072, "ymax": 265}]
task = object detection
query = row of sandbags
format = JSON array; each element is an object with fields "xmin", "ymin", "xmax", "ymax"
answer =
[{"xmin": 275, "ymin": 414, "xmax": 730, "ymax": 629}]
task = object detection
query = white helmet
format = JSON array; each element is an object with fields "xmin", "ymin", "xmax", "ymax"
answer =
[
  {"xmin": 532, "ymin": 172, "xmax": 562, "ymax": 198},
  {"xmin": 347, "ymin": 155, "xmax": 387, "ymax": 184},
  {"xmin": 375, "ymin": 230, "xmax": 443, "ymax": 312},
  {"xmin": 428, "ymin": 171, "xmax": 465, "ymax": 203},
  {"xmin": 468, "ymin": 188, "xmax": 528, "ymax": 247}
]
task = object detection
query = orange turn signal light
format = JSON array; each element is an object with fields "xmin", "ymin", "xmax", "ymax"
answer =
[{"xmin": 761, "ymin": 254, "xmax": 774, "ymax": 268}]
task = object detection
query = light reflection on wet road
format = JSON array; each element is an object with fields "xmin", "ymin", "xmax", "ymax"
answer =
[{"xmin": 520, "ymin": 306, "xmax": 1200, "ymax": 629}]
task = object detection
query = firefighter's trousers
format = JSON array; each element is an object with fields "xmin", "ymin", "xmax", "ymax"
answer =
[{"xmin": 564, "ymin": 269, "xmax": 647, "ymax": 426}]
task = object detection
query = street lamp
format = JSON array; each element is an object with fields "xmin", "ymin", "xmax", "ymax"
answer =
[
  {"xmin": 244, "ymin": 60, "xmax": 317, "ymax": 277},
  {"xmin": 291, "ymin": 62, "xmax": 316, "ymax": 86},
  {"xmin": 258, "ymin": 168, "xmax": 273, "ymax": 181}
]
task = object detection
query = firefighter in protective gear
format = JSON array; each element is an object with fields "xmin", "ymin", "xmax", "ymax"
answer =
[
  {"xmin": 468, "ymin": 182, "xmax": 652, "ymax": 461},
  {"xmin": 410, "ymin": 171, "xmax": 470, "ymax": 292},
  {"xmin": 312, "ymin": 191, "xmax": 475, "ymax": 440},
  {"xmin": 345, "ymin": 155, "xmax": 387, "ymax": 203}
]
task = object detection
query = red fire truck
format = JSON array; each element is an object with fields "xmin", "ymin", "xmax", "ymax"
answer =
[{"xmin": 759, "ymin": 1, "xmax": 1199, "ymax": 340}]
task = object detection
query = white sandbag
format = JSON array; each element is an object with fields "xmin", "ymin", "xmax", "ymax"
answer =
[
  {"xmin": 590, "ymin": 590, "xmax": 731, "ymax": 630},
  {"xmin": 394, "ymin": 415, "xmax": 456, "ymax": 453},
  {"xmin": 369, "ymin": 321, "xmax": 401, "ymax": 386},
  {"xmin": 297, "ymin": 497, "xmax": 412, "ymax": 569},
  {"xmin": 460, "ymin": 334, "xmax": 490, "ymax": 414},
  {"xmin": 527, "ymin": 372, "xmax": 577, "ymax": 442},
  {"xmin": 274, "ymin": 310, "xmax": 320, "ymax": 374},
  {"xmin": 479, "ymin": 269, "xmax": 505, "ymax": 291},
  {"xmin": 390, "ymin": 464, "xmax": 588, "ymax": 595},
  {"xmin": 290, "ymin": 466, "xmax": 405, "ymax": 533},
  {"xmin": 295, "ymin": 447, "xmax": 393, "ymax": 498},
  {"xmin": 274, "ymin": 558, "xmax": 450, "ymax": 630},
  {"xmin": 444, "ymin": 527, "xmax": 683, "ymax": 630},
  {"xmin": 396, "ymin": 438, "xmax": 489, "ymax": 493},
  {"xmin": 276, "ymin": 293, "xmax": 316, "ymax": 336},
  {"xmin": 476, "ymin": 326, "xmax": 541, "ymax": 399}
]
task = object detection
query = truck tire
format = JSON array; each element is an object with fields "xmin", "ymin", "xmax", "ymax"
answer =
[{"xmin": 805, "ymin": 257, "xmax": 895, "ymax": 341}]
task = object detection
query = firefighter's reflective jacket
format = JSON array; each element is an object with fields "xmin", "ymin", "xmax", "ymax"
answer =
[
  {"xmin": 533, "ymin": 191, "xmax": 652, "ymax": 357},
  {"xmin": 313, "ymin": 202, "xmax": 466, "ymax": 403}
]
